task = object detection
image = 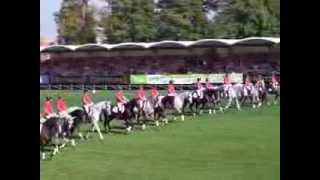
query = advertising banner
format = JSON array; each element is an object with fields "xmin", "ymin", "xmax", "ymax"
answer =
[{"xmin": 130, "ymin": 73, "xmax": 243, "ymax": 84}]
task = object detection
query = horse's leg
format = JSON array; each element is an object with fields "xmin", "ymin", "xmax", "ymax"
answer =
[
  {"xmin": 189, "ymin": 102, "xmax": 196, "ymax": 117},
  {"xmin": 177, "ymin": 109, "xmax": 184, "ymax": 121},
  {"xmin": 41, "ymin": 145, "xmax": 46, "ymax": 160},
  {"xmin": 224, "ymin": 97, "xmax": 232, "ymax": 110},
  {"xmin": 125, "ymin": 119, "xmax": 133, "ymax": 133},
  {"xmin": 85, "ymin": 123, "xmax": 93, "ymax": 139},
  {"xmin": 235, "ymin": 97, "xmax": 241, "ymax": 111},
  {"xmin": 93, "ymin": 121, "xmax": 104, "ymax": 140},
  {"xmin": 162, "ymin": 109, "xmax": 169, "ymax": 124}
]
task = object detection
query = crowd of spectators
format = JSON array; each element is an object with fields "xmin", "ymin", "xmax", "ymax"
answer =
[{"xmin": 40, "ymin": 53, "xmax": 279, "ymax": 84}]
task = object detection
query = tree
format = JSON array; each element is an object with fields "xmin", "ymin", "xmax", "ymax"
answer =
[
  {"xmin": 155, "ymin": 0, "xmax": 209, "ymax": 40},
  {"xmin": 209, "ymin": 0, "xmax": 280, "ymax": 38},
  {"xmin": 100, "ymin": 0, "xmax": 157, "ymax": 43},
  {"xmin": 55, "ymin": 0, "xmax": 97, "ymax": 44}
]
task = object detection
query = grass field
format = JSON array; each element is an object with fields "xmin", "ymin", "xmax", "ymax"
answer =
[{"xmin": 40, "ymin": 90, "xmax": 280, "ymax": 180}]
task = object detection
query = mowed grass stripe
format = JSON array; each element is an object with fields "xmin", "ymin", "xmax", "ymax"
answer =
[{"xmin": 40, "ymin": 90, "xmax": 279, "ymax": 180}]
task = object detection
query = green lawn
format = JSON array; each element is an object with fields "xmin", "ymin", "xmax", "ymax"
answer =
[{"xmin": 40, "ymin": 90, "xmax": 280, "ymax": 180}]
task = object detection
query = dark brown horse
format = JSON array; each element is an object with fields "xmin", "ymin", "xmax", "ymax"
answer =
[{"xmin": 40, "ymin": 117, "xmax": 61, "ymax": 160}]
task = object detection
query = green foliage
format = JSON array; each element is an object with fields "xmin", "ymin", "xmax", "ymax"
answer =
[
  {"xmin": 210, "ymin": 0, "xmax": 280, "ymax": 38},
  {"xmin": 155, "ymin": 0, "xmax": 208, "ymax": 41},
  {"xmin": 101, "ymin": 0, "xmax": 157, "ymax": 43},
  {"xmin": 55, "ymin": 0, "xmax": 97, "ymax": 44},
  {"xmin": 55, "ymin": 0, "xmax": 280, "ymax": 44}
]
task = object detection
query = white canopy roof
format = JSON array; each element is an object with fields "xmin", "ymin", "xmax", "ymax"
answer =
[{"xmin": 40, "ymin": 37, "xmax": 280, "ymax": 53}]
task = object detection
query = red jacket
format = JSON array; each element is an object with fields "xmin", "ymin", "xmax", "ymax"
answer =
[
  {"xmin": 135, "ymin": 89, "xmax": 145, "ymax": 99},
  {"xmin": 224, "ymin": 77, "xmax": 231, "ymax": 84},
  {"xmin": 168, "ymin": 84, "xmax": 176, "ymax": 94},
  {"xmin": 82, "ymin": 94, "xmax": 92, "ymax": 105},
  {"xmin": 57, "ymin": 99, "xmax": 67, "ymax": 112},
  {"xmin": 245, "ymin": 78, "xmax": 251, "ymax": 85},
  {"xmin": 116, "ymin": 91, "xmax": 126, "ymax": 103},
  {"xmin": 151, "ymin": 88, "xmax": 159, "ymax": 97},
  {"xmin": 272, "ymin": 75, "xmax": 278, "ymax": 83},
  {"xmin": 43, "ymin": 101, "xmax": 53, "ymax": 115}
]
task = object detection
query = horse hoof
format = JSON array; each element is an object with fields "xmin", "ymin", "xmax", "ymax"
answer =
[
  {"xmin": 142, "ymin": 124, "xmax": 146, "ymax": 130},
  {"xmin": 155, "ymin": 121, "xmax": 159, "ymax": 127}
]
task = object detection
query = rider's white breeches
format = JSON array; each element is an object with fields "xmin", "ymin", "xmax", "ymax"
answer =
[
  {"xmin": 196, "ymin": 89, "xmax": 204, "ymax": 99},
  {"xmin": 44, "ymin": 113, "xmax": 57, "ymax": 119},
  {"xmin": 117, "ymin": 103, "xmax": 125, "ymax": 113},
  {"xmin": 84, "ymin": 103, "xmax": 94, "ymax": 114}
]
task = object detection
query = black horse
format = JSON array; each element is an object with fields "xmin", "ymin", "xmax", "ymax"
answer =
[
  {"xmin": 65, "ymin": 108, "xmax": 87, "ymax": 140},
  {"xmin": 103, "ymin": 99, "xmax": 137, "ymax": 134},
  {"xmin": 40, "ymin": 117, "xmax": 61, "ymax": 160}
]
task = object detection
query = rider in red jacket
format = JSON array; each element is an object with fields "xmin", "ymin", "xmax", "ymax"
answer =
[
  {"xmin": 135, "ymin": 86, "xmax": 146, "ymax": 109},
  {"xmin": 42, "ymin": 97, "xmax": 55, "ymax": 119},
  {"xmin": 115, "ymin": 89, "xmax": 128, "ymax": 113},
  {"xmin": 166, "ymin": 80, "xmax": 176, "ymax": 108},
  {"xmin": 82, "ymin": 90, "xmax": 93, "ymax": 115},
  {"xmin": 205, "ymin": 78, "xmax": 214, "ymax": 89}
]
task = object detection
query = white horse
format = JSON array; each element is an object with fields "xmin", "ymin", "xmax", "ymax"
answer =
[
  {"xmin": 85, "ymin": 101, "xmax": 109, "ymax": 140},
  {"xmin": 224, "ymin": 84, "xmax": 242, "ymax": 111},
  {"xmin": 137, "ymin": 96, "xmax": 164, "ymax": 129},
  {"xmin": 161, "ymin": 91, "xmax": 193, "ymax": 122},
  {"xmin": 241, "ymin": 84, "xmax": 261, "ymax": 108}
]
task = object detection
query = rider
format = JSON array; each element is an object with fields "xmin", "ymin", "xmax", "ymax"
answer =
[
  {"xmin": 167, "ymin": 80, "xmax": 176, "ymax": 108},
  {"xmin": 42, "ymin": 96, "xmax": 56, "ymax": 119},
  {"xmin": 82, "ymin": 90, "xmax": 94, "ymax": 116},
  {"xmin": 271, "ymin": 72, "xmax": 279, "ymax": 89},
  {"xmin": 151, "ymin": 85, "xmax": 160, "ymax": 106},
  {"xmin": 257, "ymin": 75, "xmax": 265, "ymax": 87},
  {"xmin": 245, "ymin": 75, "xmax": 253, "ymax": 87},
  {"xmin": 56, "ymin": 96, "xmax": 73, "ymax": 121},
  {"xmin": 195, "ymin": 78, "xmax": 205, "ymax": 99},
  {"xmin": 135, "ymin": 85, "xmax": 146, "ymax": 109},
  {"xmin": 205, "ymin": 78, "xmax": 214, "ymax": 89},
  {"xmin": 115, "ymin": 88, "xmax": 128, "ymax": 113},
  {"xmin": 244, "ymin": 75, "xmax": 253, "ymax": 96},
  {"xmin": 223, "ymin": 73, "xmax": 232, "ymax": 96}
]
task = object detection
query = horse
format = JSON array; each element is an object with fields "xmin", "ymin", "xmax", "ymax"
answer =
[
  {"xmin": 66, "ymin": 106, "xmax": 87, "ymax": 140},
  {"xmin": 40, "ymin": 117, "xmax": 62, "ymax": 160},
  {"xmin": 224, "ymin": 83, "xmax": 243, "ymax": 111},
  {"xmin": 256, "ymin": 81, "xmax": 271, "ymax": 106},
  {"xmin": 103, "ymin": 99, "xmax": 137, "ymax": 134},
  {"xmin": 240, "ymin": 83, "xmax": 261, "ymax": 108},
  {"xmin": 189, "ymin": 90, "xmax": 206, "ymax": 116},
  {"xmin": 85, "ymin": 101, "xmax": 109, "ymax": 140},
  {"xmin": 267, "ymin": 82, "xmax": 280, "ymax": 105},
  {"xmin": 161, "ymin": 91, "xmax": 193, "ymax": 121},
  {"xmin": 136, "ymin": 96, "xmax": 166, "ymax": 128},
  {"xmin": 201, "ymin": 87, "xmax": 222, "ymax": 115}
]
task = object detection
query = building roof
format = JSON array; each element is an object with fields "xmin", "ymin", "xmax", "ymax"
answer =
[{"xmin": 40, "ymin": 37, "xmax": 280, "ymax": 53}]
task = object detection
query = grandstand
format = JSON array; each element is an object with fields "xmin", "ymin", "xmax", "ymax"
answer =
[{"xmin": 40, "ymin": 37, "xmax": 280, "ymax": 89}]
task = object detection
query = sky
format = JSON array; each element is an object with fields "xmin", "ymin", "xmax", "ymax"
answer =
[{"xmin": 40, "ymin": 0, "xmax": 62, "ymax": 39}]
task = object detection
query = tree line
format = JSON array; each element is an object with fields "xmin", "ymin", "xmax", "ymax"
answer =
[{"xmin": 54, "ymin": 0, "xmax": 280, "ymax": 44}]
